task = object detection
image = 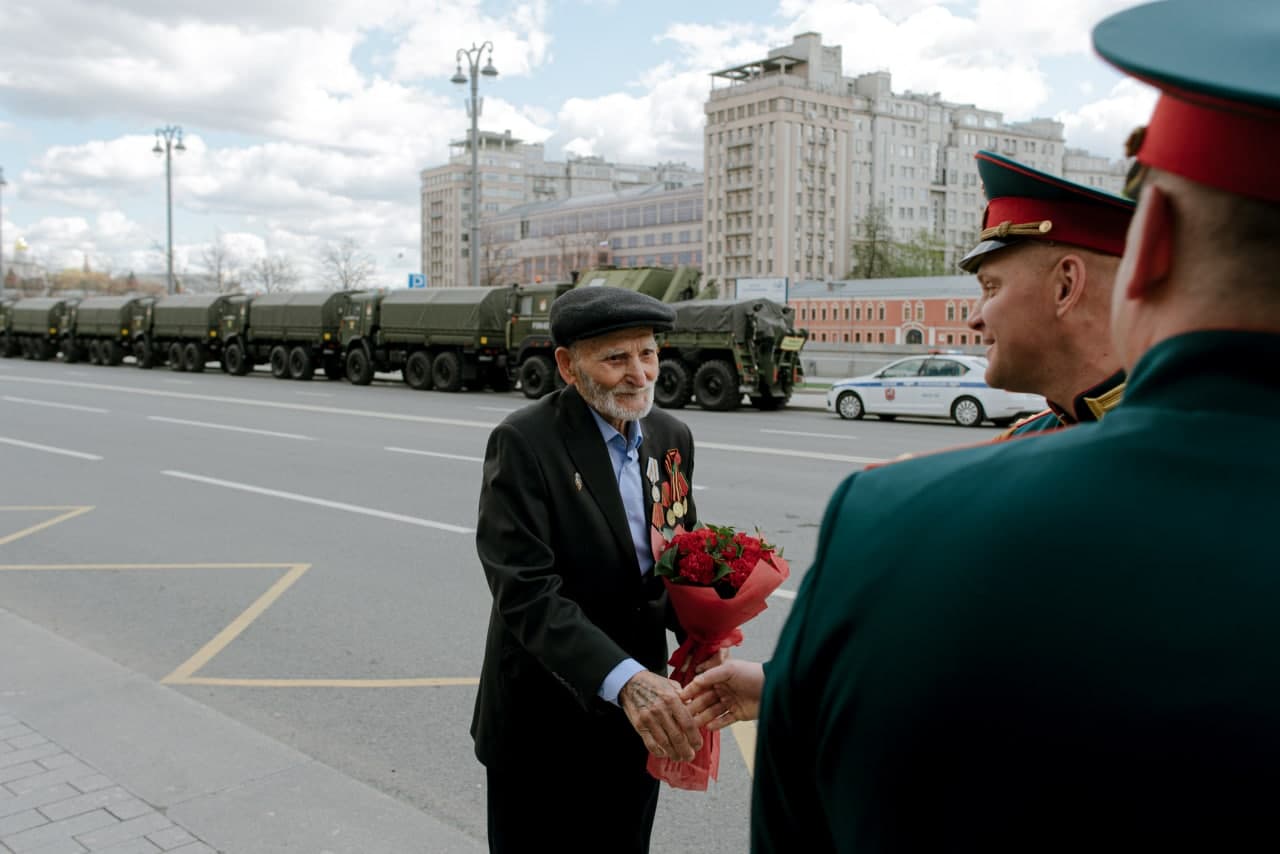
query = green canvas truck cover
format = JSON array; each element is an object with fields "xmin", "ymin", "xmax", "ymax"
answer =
[
  {"xmin": 11, "ymin": 298, "xmax": 69, "ymax": 334},
  {"xmin": 377, "ymin": 287, "xmax": 510, "ymax": 342},
  {"xmin": 668, "ymin": 299, "xmax": 794, "ymax": 341},
  {"xmin": 247, "ymin": 291, "xmax": 352, "ymax": 340},
  {"xmin": 74, "ymin": 296, "xmax": 147, "ymax": 337},
  {"xmin": 152, "ymin": 294, "xmax": 235, "ymax": 337}
]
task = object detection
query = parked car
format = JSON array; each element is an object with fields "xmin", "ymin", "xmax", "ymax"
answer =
[{"xmin": 825, "ymin": 354, "xmax": 1046, "ymax": 427}]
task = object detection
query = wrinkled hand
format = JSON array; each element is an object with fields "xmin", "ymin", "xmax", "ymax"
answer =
[
  {"xmin": 620, "ymin": 670, "xmax": 702, "ymax": 761},
  {"xmin": 680, "ymin": 659, "xmax": 765, "ymax": 731}
]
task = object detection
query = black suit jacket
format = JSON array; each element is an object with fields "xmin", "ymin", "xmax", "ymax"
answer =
[{"xmin": 472, "ymin": 386, "xmax": 697, "ymax": 770}]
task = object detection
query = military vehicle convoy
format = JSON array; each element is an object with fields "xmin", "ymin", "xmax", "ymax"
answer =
[
  {"xmin": 1, "ymin": 268, "xmax": 807, "ymax": 411},
  {"xmin": 220, "ymin": 291, "xmax": 355, "ymax": 380},
  {"xmin": 340, "ymin": 286, "xmax": 512, "ymax": 390}
]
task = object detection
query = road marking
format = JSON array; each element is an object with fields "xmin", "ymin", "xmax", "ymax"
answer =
[
  {"xmin": 67, "ymin": 371, "xmax": 91, "ymax": 377},
  {"xmin": 148, "ymin": 416, "xmax": 312, "ymax": 441},
  {"xmin": 386, "ymin": 447, "xmax": 484, "ymax": 463},
  {"xmin": 295, "ymin": 391, "xmax": 334, "ymax": 398},
  {"xmin": 175, "ymin": 676, "xmax": 480, "ymax": 688},
  {"xmin": 692, "ymin": 484, "xmax": 709, "ymax": 491},
  {"xmin": 3, "ymin": 395, "xmax": 110, "ymax": 414},
  {"xmin": 162, "ymin": 379, "xmax": 194, "ymax": 385},
  {"xmin": 475, "ymin": 406, "xmax": 519, "ymax": 413},
  {"xmin": 699, "ymin": 440, "xmax": 883, "ymax": 465},
  {"xmin": 0, "ymin": 375, "xmax": 496, "ymax": 429},
  {"xmin": 771, "ymin": 588, "xmax": 796, "ymax": 600},
  {"xmin": 759, "ymin": 428, "xmax": 854, "ymax": 440},
  {"xmin": 0, "ymin": 506, "xmax": 94, "ymax": 546},
  {"xmin": 162, "ymin": 470, "xmax": 475, "ymax": 534},
  {"xmin": 0, "ymin": 436, "xmax": 102, "ymax": 461}
]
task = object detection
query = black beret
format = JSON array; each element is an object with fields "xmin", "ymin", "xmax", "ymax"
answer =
[{"xmin": 549, "ymin": 286, "xmax": 676, "ymax": 347}]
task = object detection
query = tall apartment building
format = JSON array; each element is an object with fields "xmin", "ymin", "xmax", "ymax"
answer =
[
  {"xmin": 704, "ymin": 32, "xmax": 1125, "ymax": 293},
  {"xmin": 420, "ymin": 130, "xmax": 700, "ymax": 287}
]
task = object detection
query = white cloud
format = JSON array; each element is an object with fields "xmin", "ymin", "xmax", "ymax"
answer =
[
  {"xmin": 391, "ymin": 0, "xmax": 553, "ymax": 81},
  {"xmin": 1057, "ymin": 77, "xmax": 1157, "ymax": 159}
]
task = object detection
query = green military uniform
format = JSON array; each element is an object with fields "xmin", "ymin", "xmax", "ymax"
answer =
[
  {"xmin": 753, "ymin": 332, "xmax": 1280, "ymax": 852},
  {"xmin": 999, "ymin": 370, "xmax": 1126, "ymax": 438}
]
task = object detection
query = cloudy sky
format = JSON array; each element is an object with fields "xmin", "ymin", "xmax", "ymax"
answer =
[{"xmin": 0, "ymin": 0, "xmax": 1156, "ymax": 287}]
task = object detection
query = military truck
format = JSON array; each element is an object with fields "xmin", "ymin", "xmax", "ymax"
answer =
[
  {"xmin": 65, "ymin": 296, "xmax": 154, "ymax": 366},
  {"xmin": 507, "ymin": 282, "xmax": 572, "ymax": 399},
  {"xmin": 339, "ymin": 286, "xmax": 513, "ymax": 391},
  {"xmin": 220, "ymin": 291, "xmax": 355, "ymax": 380},
  {"xmin": 10, "ymin": 297, "xmax": 78, "ymax": 361},
  {"xmin": 134, "ymin": 294, "xmax": 237, "ymax": 372},
  {"xmin": 511, "ymin": 266, "xmax": 808, "ymax": 410},
  {"xmin": 0, "ymin": 297, "xmax": 18, "ymax": 357}
]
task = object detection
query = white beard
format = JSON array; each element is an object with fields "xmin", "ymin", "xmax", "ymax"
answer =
[{"xmin": 575, "ymin": 368, "xmax": 655, "ymax": 424}]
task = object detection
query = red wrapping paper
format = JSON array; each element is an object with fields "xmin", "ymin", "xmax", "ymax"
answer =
[{"xmin": 646, "ymin": 552, "xmax": 791, "ymax": 790}]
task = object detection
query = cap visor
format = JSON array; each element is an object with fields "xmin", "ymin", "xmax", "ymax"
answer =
[{"xmin": 958, "ymin": 238, "xmax": 1014, "ymax": 273}]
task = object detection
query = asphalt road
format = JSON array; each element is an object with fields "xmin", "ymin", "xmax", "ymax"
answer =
[{"xmin": 0, "ymin": 356, "xmax": 1001, "ymax": 853}]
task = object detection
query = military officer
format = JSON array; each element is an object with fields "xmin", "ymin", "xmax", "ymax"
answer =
[
  {"xmin": 742, "ymin": 2, "xmax": 1280, "ymax": 851},
  {"xmin": 959, "ymin": 151, "xmax": 1134, "ymax": 438}
]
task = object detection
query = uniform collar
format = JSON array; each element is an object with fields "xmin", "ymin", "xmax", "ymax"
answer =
[
  {"xmin": 1048, "ymin": 370, "xmax": 1128, "ymax": 425},
  {"xmin": 1122, "ymin": 331, "xmax": 1280, "ymax": 419}
]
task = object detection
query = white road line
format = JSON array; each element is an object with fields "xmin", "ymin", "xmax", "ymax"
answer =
[
  {"xmin": 3, "ymin": 396, "xmax": 110, "ymax": 414},
  {"xmin": 0, "ymin": 375, "xmax": 496, "ymax": 429},
  {"xmin": 386, "ymin": 447, "xmax": 484, "ymax": 463},
  {"xmin": 699, "ymin": 441, "xmax": 884, "ymax": 465},
  {"xmin": 67, "ymin": 371, "xmax": 91, "ymax": 377},
  {"xmin": 692, "ymin": 484, "xmax": 710, "ymax": 491},
  {"xmin": 759, "ymin": 428, "xmax": 855, "ymax": 441},
  {"xmin": 0, "ymin": 436, "xmax": 103, "ymax": 461},
  {"xmin": 771, "ymin": 588, "xmax": 796, "ymax": 601},
  {"xmin": 148, "ymin": 416, "xmax": 312, "ymax": 441},
  {"xmin": 163, "ymin": 379, "xmax": 194, "ymax": 385},
  {"xmin": 162, "ymin": 471, "xmax": 475, "ymax": 534},
  {"xmin": 295, "ymin": 391, "xmax": 334, "ymax": 398},
  {"xmin": 475, "ymin": 406, "xmax": 519, "ymax": 413}
]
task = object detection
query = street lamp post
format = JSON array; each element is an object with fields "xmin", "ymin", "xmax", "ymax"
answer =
[
  {"xmin": 152, "ymin": 126, "xmax": 186, "ymax": 295},
  {"xmin": 452, "ymin": 42, "xmax": 497, "ymax": 289},
  {"xmin": 0, "ymin": 167, "xmax": 7, "ymax": 297}
]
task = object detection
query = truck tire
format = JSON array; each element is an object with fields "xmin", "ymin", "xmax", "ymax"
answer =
[
  {"xmin": 168, "ymin": 343, "xmax": 186, "ymax": 371},
  {"xmin": 183, "ymin": 342, "xmax": 206, "ymax": 373},
  {"xmin": 88, "ymin": 340, "xmax": 103, "ymax": 365},
  {"xmin": 346, "ymin": 347, "xmax": 374, "ymax": 386},
  {"xmin": 135, "ymin": 340, "xmax": 154, "ymax": 369},
  {"xmin": 288, "ymin": 346, "xmax": 314, "ymax": 381},
  {"xmin": 519, "ymin": 355, "xmax": 556, "ymax": 399},
  {"xmin": 322, "ymin": 356, "xmax": 343, "ymax": 381},
  {"xmin": 224, "ymin": 342, "xmax": 249, "ymax": 376},
  {"xmin": 103, "ymin": 340, "xmax": 123, "ymax": 366},
  {"xmin": 431, "ymin": 350, "xmax": 464, "ymax": 392},
  {"xmin": 693, "ymin": 360, "xmax": 741, "ymax": 411},
  {"xmin": 404, "ymin": 351, "xmax": 434, "ymax": 390},
  {"xmin": 655, "ymin": 359, "xmax": 693, "ymax": 409},
  {"xmin": 269, "ymin": 346, "xmax": 289, "ymax": 379}
]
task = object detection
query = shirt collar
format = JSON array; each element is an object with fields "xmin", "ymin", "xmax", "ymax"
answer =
[{"xmin": 588, "ymin": 405, "xmax": 643, "ymax": 453}]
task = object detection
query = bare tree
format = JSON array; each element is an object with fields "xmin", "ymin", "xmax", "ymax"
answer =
[
  {"xmin": 246, "ymin": 254, "xmax": 300, "ymax": 293},
  {"xmin": 849, "ymin": 203, "xmax": 895, "ymax": 279},
  {"xmin": 319, "ymin": 238, "xmax": 376, "ymax": 290},
  {"xmin": 200, "ymin": 231, "xmax": 243, "ymax": 293},
  {"xmin": 480, "ymin": 227, "xmax": 519, "ymax": 287}
]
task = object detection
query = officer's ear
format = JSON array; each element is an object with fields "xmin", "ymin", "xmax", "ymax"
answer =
[
  {"xmin": 1122, "ymin": 184, "xmax": 1174, "ymax": 300},
  {"xmin": 1052, "ymin": 253, "xmax": 1088, "ymax": 318}
]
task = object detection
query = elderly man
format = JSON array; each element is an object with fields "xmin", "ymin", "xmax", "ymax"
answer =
[
  {"xmin": 473, "ymin": 286, "xmax": 703, "ymax": 853},
  {"xmin": 737, "ymin": 2, "xmax": 1280, "ymax": 851},
  {"xmin": 960, "ymin": 151, "xmax": 1134, "ymax": 436}
]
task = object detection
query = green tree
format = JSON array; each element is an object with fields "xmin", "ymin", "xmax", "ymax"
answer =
[{"xmin": 849, "ymin": 203, "xmax": 895, "ymax": 279}]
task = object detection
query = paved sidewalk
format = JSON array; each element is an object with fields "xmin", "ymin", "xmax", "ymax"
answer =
[{"xmin": 0, "ymin": 609, "xmax": 485, "ymax": 854}]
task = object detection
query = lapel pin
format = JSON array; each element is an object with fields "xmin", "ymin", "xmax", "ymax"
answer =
[{"xmin": 646, "ymin": 457, "xmax": 659, "ymax": 484}]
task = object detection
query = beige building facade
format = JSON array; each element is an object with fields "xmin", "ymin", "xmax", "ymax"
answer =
[{"xmin": 704, "ymin": 32, "xmax": 1126, "ymax": 295}]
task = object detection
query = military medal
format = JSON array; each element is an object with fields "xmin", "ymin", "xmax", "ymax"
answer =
[
  {"xmin": 651, "ymin": 485, "xmax": 661, "ymax": 503},
  {"xmin": 574, "ymin": 472, "xmax": 583, "ymax": 492},
  {"xmin": 666, "ymin": 509, "xmax": 677, "ymax": 526},
  {"xmin": 646, "ymin": 457, "xmax": 659, "ymax": 485}
]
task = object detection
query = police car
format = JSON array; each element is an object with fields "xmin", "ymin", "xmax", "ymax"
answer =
[{"xmin": 825, "ymin": 354, "xmax": 1047, "ymax": 427}]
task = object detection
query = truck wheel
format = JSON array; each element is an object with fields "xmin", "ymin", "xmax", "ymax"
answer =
[
  {"xmin": 655, "ymin": 359, "xmax": 693, "ymax": 409},
  {"xmin": 404, "ymin": 351, "xmax": 434, "ymax": 391},
  {"xmin": 269, "ymin": 346, "xmax": 289, "ymax": 379},
  {"xmin": 322, "ymin": 356, "xmax": 344, "ymax": 381},
  {"xmin": 519, "ymin": 355, "xmax": 556, "ymax": 399},
  {"xmin": 346, "ymin": 348, "xmax": 374, "ymax": 385},
  {"xmin": 225, "ymin": 342, "xmax": 249, "ymax": 376},
  {"xmin": 288, "ymin": 346, "xmax": 314, "ymax": 381},
  {"xmin": 431, "ymin": 351, "xmax": 464, "ymax": 392},
  {"xmin": 135, "ymin": 341, "xmax": 154, "ymax": 369},
  {"xmin": 693, "ymin": 360, "xmax": 741, "ymax": 411},
  {"xmin": 103, "ymin": 340, "xmax": 123, "ymax": 366},
  {"xmin": 31, "ymin": 340, "xmax": 52, "ymax": 361},
  {"xmin": 88, "ymin": 340, "xmax": 103, "ymax": 365},
  {"xmin": 167, "ymin": 343, "xmax": 185, "ymax": 371},
  {"xmin": 183, "ymin": 342, "xmax": 206, "ymax": 373}
]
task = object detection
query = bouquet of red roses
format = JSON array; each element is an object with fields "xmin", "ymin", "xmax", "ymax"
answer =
[{"xmin": 648, "ymin": 524, "xmax": 790, "ymax": 791}]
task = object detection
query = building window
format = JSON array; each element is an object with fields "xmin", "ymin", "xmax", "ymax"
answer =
[
  {"xmin": 960, "ymin": 304, "xmax": 969, "ymax": 320},
  {"xmin": 878, "ymin": 304, "xmax": 885, "ymax": 321},
  {"xmin": 878, "ymin": 332, "xmax": 885, "ymax": 343},
  {"xmin": 902, "ymin": 303, "xmax": 910, "ymax": 321},
  {"xmin": 915, "ymin": 302, "xmax": 925, "ymax": 321},
  {"xmin": 855, "ymin": 305, "xmax": 862, "ymax": 321},
  {"xmin": 960, "ymin": 334, "xmax": 968, "ymax": 344},
  {"xmin": 843, "ymin": 333, "xmax": 850, "ymax": 343},
  {"xmin": 855, "ymin": 332, "xmax": 861, "ymax": 343},
  {"xmin": 947, "ymin": 302, "xmax": 956, "ymax": 321}
]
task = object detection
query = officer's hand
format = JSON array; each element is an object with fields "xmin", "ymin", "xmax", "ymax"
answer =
[
  {"xmin": 680, "ymin": 659, "xmax": 765, "ymax": 731},
  {"xmin": 620, "ymin": 670, "xmax": 702, "ymax": 761}
]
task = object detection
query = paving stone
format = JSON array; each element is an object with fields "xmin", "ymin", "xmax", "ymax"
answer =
[
  {"xmin": 89, "ymin": 840, "xmax": 162, "ymax": 854},
  {"xmin": 0, "ymin": 762, "xmax": 47, "ymax": 786},
  {"xmin": 71, "ymin": 813, "xmax": 171, "ymax": 851},
  {"xmin": 164, "ymin": 844, "xmax": 214, "ymax": 854},
  {"xmin": 8, "ymin": 735, "xmax": 48, "ymax": 751},
  {"xmin": 0, "ymin": 745, "xmax": 63, "ymax": 771},
  {"xmin": 37, "ymin": 755, "xmax": 83, "ymax": 773},
  {"xmin": 0, "ymin": 785, "xmax": 81, "ymax": 820},
  {"xmin": 21, "ymin": 839, "xmax": 88, "ymax": 854},
  {"xmin": 3, "ymin": 809, "xmax": 117, "ymax": 852},
  {"xmin": 0, "ymin": 808, "xmax": 48, "ymax": 838},
  {"xmin": 143, "ymin": 827, "xmax": 194, "ymax": 850},
  {"xmin": 103, "ymin": 800, "xmax": 153, "ymax": 823},
  {"xmin": 0, "ymin": 724, "xmax": 34, "ymax": 742},
  {"xmin": 8, "ymin": 763, "xmax": 97, "ymax": 797},
  {"xmin": 40, "ymin": 788, "xmax": 132, "ymax": 822},
  {"xmin": 67, "ymin": 777, "xmax": 112, "ymax": 795}
]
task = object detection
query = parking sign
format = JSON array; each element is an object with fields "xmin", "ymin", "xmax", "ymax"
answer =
[{"xmin": 408, "ymin": 273, "xmax": 425, "ymax": 288}]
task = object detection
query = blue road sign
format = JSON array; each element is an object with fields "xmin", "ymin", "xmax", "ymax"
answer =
[{"xmin": 408, "ymin": 273, "xmax": 425, "ymax": 288}]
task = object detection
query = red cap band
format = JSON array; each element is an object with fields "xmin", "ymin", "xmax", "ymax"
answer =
[
  {"xmin": 1139, "ymin": 92, "xmax": 1280, "ymax": 203},
  {"xmin": 983, "ymin": 196, "xmax": 1131, "ymax": 257}
]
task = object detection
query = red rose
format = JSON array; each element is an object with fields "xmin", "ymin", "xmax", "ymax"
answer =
[
  {"xmin": 678, "ymin": 551, "xmax": 715, "ymax": 584},
  {"xmin": 728, "ymin": 556, "xmax": 755, "ymax": 588}
]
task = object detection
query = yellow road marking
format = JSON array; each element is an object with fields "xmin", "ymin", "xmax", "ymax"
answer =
[
  {"xmin": 730, "ymin": 721, "xmax": 757, "ymax": 775},
  {"xmin": 0, "ymin": 506, "xmax": 94, "ymax": 546},
  {"xmin": 163, "ymin": 563, "xmax": 310, "ymax": 684}
]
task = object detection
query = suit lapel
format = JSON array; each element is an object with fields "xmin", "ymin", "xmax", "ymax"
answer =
[{"xmin": 558, "ymin": 388, "xmax": 640, "ymax": 575}]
